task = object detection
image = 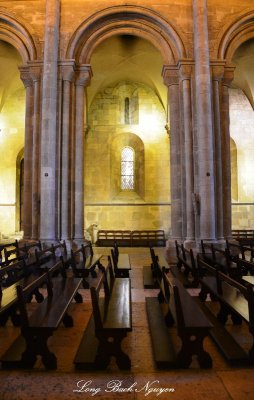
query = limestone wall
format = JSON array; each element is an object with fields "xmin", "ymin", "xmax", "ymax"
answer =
[
  {"xmin": 85, "ymin": 80, "xmax": 170, "ymax": 233},
  {"xmin": 0, "ymin": 42, "xmax": 24, "ymax": 237}
]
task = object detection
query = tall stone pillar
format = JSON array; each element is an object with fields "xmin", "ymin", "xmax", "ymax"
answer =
[
  {"xmin": 211, "ymin": 62, "xmax": 226, "ymax": 240},
  {"xmin": 60, "ymin": 61, "xmax": 75, "ymax": 241},
  {"xmin": 40, "ymin": 0, "xmax": 60, "ymax": 242},
  {"xmin": 221, "ymin": 66, "xmax": 235, "ymax": 238},
  {"xmin": 162, "ymin": 66, "xmax": 183, "ymax": 240},
  {"xmin": 192, "ymin": 0, "xmax": 216, "ymax": 240},
  {"xmin": 29, "ymin": 62, "xmax": 42, "ymax": 240},
  {"xmin": 73, "ymin": 65, "xmax": 92, "ymax": 243},
  {"xmin": 179, "ymin": 61, "xmax": 195, "ymax": 242},
  {"xmin": 19, "ymin": 68, "xmax": 33, "ymax": 239}
]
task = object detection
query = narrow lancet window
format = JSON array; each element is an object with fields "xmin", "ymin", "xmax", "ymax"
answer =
[
  {"xmin": 124, "ymin": 97, "xmax": 130, "ymax": 124},
  {"xmin": 121, "ymin": 146, "xmax": 134, "ymax": 190}
]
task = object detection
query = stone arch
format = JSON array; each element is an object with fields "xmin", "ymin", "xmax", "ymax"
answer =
[
  {"xmin": 217, "ymin": 10, "xmax": 254, "ymax": 61},
  {"xmin": 0, "ymin": 7, "xmax": 40, "ymax": 62},
  {"xmin": 66, "ymin": 5, "xmax": 187, "ymax": 64}
]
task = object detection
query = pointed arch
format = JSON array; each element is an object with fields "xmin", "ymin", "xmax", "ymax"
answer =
[
  {"xmin": 217, "ymin": 10, "xmax": 254, "ymax": 61},
  {"xmin": 0, "ymin": 7, "xmax": 40, "ymax": 62},
  {"xmin": 66, "ymin": 5, "xmax": 187, "ymax": 64}
]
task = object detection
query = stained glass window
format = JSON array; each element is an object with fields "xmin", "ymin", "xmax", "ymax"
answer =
[{"xmin": 121, "ymin": 147, "xmax": 134, "ymax": 190}]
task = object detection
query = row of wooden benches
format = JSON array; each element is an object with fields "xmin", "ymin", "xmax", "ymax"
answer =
[
  {"xmin": 0, "ymin": 241, "xmax": 135, "ymax": 370},
  {"xmin": 96, "ymin": 229, "xmax": 166, "ymax": 247},
  {"xmin": 146, "ymin": 240, "xmax": 254, "ymax": 366}
]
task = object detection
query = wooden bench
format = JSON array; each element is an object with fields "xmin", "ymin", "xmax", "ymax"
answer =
[
  {"xmin": 70, "ymin": 242, "xmax": 104, "ymax": 288},
  {"xmin": 0, "ymin": 240, "xmax": 19, "ymax": 265},
  {"xmin": 50, "ymin": 241, "xmax": 69, "ymax": 267},
  {"xmin": 226, "ymin": 240, "xmax": 254, "ymax": 263},
  {"xmin": 96, "ymin": 229, "xmax": 166, "ymax": 247},
  {"xmin": 110, "ymin": 242, "xmax": 131, "ymax": 277},
  {"xmin": 74, "ymin": 255, "xmax": 132, "ymax": 370},
  {"xmin": 175, "ymin": 241, "xmax": 199, "ymax": 287},
  {"xmin": 1, "ymin": 260, "xmax": 82, "ymax": 370},
  {"xmin": 131, "ymin": 230, "xmax": 166, "ymax": 247},
  {"xmin": 146, "ymin": 268, "xmax": 213, "ymax": 369},
  {"xmin": 0, "ymin": 259, "xmax": 45, "ymax": 326},
  {"xmin": 232, "ymin": 230, "xmax": 254, "ymax": 246},
  {"xmin": 197, "ymin": 256, "xmax": 254, "ymax": 364}
]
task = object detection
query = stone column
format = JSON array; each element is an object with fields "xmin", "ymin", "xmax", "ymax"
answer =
[
  {"xmin": 211, "ymin": 62, "xmax": 226, "ymax": 240},
  {"xmin": 60, "ymin": 61, "xmax": 75, "ymax": 241},
  {"xmin": 29, "ymin": 62, "xmax": 42, "ymax": 240},
  {"xmin": 221, "ymin": 66, "xmax": 235, "ymax": 238},
  {"xmin": 179, "ymin": 61, "xmax": 195, "ymax": 242},
  {"xmin": 73, "ymin": 65, "xmax": 92, "ymax": 242},
  {"xmin": 192, "ymin": 0, "xmax": 216, "ymax": 240},
  {"xmin": 162, "ymin": 66, "xmax": 183, "ymax": 240},
  {"xmin": 19, "ymin": 68, "xmax": 33, "ymax": 239},
  {"xmin": 40, "ymin": 0, "xmax": 60, "ymax": 242}
]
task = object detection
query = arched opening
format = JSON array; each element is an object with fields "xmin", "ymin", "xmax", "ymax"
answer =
[
  {"xmin": 229, "ymin": 38, "xmax": 254, "ymax": 229},
  {"xmin": 84, "ymin": 34, "xmax": 170, "ymax": 232},
  {"xmin": 0, "ymin": 41, "xmax": 24, "ymax": 238}
]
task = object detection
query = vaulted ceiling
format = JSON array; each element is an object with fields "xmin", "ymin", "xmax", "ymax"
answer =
[{"xmin": 88, "ymin": 35, "xmax": 167, "ymax": 111}]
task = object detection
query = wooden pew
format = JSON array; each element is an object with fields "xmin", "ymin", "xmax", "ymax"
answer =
[
  {"xmin": 0, "ymin": 258, "xmax": 45, "ymax": 326},
  {"xmin": 232, "ymin": 229, "xmax": 254, "ymax": 246},
  {"xmin": 1, "ymin": 260, "xmax": 82, "ymax": 370},
  {"xmin": 110, "ymin": 242, "xmax": 131, "ymax": 278},
  {"xmin": 146, "ymin": 268, "xmax": 213, "ymax": 369},
  {"xmin": 70, "ymin": 242, "xmax": 104, "ymax": 288},
  {"xmin": 197, "ymin": 256, "xmax": 254, "ymax": 364},
  {"xmin": 74, "ymin": 255, "xmax": 132, "ymax": 370},
  {"xmin": 174, "ymin": 241, "xmax": 199, "ymax": 287},
  {"xmin": 96, "ymin": 229, "xmax": 166, "ymax": 247},
  {"xmin": 226, "ymin": 240, "xmax": 254, "ymax": 263},
  {"xmin": 50, "ymin": 240, "xmax": 69, "ymax": 267}
]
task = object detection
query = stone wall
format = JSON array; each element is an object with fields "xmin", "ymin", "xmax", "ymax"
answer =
[{"xmin": 85, "ymin": 80, "xmax": 170, "ymax": 233}]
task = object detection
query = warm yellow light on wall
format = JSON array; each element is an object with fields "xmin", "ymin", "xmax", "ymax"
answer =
[{"xmin": 138, "ymin": 110, "xmax": 165, "ymax": 141}]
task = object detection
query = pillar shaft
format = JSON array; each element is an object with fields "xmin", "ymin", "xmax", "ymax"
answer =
[
  {"xmin": 29, "ymin": 63, "xmax": 42, "ymax": 240},
  {"xmin": 19, "ymin": 69, "xmax": 33, "ymax": 239},
  {"xmin": 192, "ymin": 0, "xmax": 216, "ymax": 240},
  {"xmin": 60, "ymin": 63, "xmax": 75, "ymax": 240},
  {"xmin": 40, "ymin": 0, "xmax": 60, "ymax": 241},
  {"xmin": 74, "ymin": 66, "xmax": 92, "ymax": 241},
  {"xmin": 163, "ymin": 66, "xmax": 183, "ymax": 240},
  {"xmin": 211, "ymin": 63, "xmax": 225, "ymax": 239},
  {"xmin": 179, "ymin": 62, "xmax": 195, "ymax": 240},
  {"xmin": 221, "ymin": 67, "xmax": 235, "ymax": 238}
]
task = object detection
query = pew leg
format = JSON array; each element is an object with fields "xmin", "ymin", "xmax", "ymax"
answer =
[
  {"xmin": 21, "ymin": 329, "xmax": 56, "ymax": 369},
  {"xmin": 157, "ymin": 290, "xmax": 164, "ymax": 304},
  {"xmin": 33, "ymin": 288, "xmax": 44, "ymax": 303},
  {"xmin": 95, "ymin": 332, "xmax": 131, "ymax": 370},
  {"xmin": 217, "ymin": 302, "xmax": 231, "ymax": 325},
  {"xmin": 74, "ymin": 291, "xmax": 83, "ymax": 303},
  {"xmin": 62, "ymin": 313, "xmax": 73, "ymax": 327},
  {"xmin": 230, "ymin": 312, "xmax": 242, "ymax": 325},
  {"xmin": 82, "ymin": 278, "xmax": 90, "ymax": 289},
  {"xmin": 177, "ymin": 331, "xmax": 212, "ymax": 369},
  {"xmin": 0, "ymin": 310, "xmax": 10, "ymax": 326},
  {"xmin": 199, "ymin": 285, "xmax": 209, "ymax": 302}
]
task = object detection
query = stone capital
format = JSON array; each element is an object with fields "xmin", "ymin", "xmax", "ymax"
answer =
[
  {"xmin": 210, "ymin": 60, "xmax": 226, "ymax": 82},
  {"xmin": 222, "ymin": 65, "xmax": 235, "ymax": 87},
  {"xmin": 75, "ymin": 65, "xmax": 93, "ymax": 87},
  {"xmin": 19, "ymin": 66, "xmax": 33, "ymax": 88},
  {"xmin": 177, "ymin": 60, "xmax": 194, "ymax": 81},
  {"xmin": 28, "ymin": 61, "xmax": 43, "ymax": 83},
  {"xmin": 162, "ymin": 65, "xmax": 179, "ymax": 87},
  {"xmin": 59, "ymin": 60, "xmax": 76, "ymax": 82}
]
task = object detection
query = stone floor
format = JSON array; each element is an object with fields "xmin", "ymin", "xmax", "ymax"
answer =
[{"xmin": 0, "ymin": 248, "xmax": 254, "ymax": 400}]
